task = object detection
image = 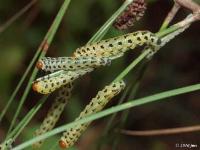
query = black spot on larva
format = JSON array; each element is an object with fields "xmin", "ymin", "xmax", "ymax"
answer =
[
  {"xmin": 63, "ymin": 80, "xmax": 66, "ymax": 83},
  {"xmin": 109, "ymin": 43, "xmax": 113, "ymax": 47},
  {"xmin": 58, "ymin": 65, "xmax": 61, "ymax": 68},
  {"xmin": 133, "ymin": 33, "xmax": 137, "ymax": 36},
  {"xmin": 124, "ymin": 35, "xmax": 128, "ymax": 38},
  {"xmin": 45, "ymin": 84, "xmax": 48, "ymax": 88},
  {"xmin": 69, "ymin": 66, "xmax": 73, "ymax": 69},
  {"xmin": 112, "ymin": 84, "xmax": 116, "ymax": 87},
  {"xmin": 93, "ymin": 47, "xmax": 95, "ymax": 50},
  {"xmin": 103, "ymin": 89, "xmax": 108, "ymax": 92},
  {"xmin": 82, "ymin": 49, "xmax": 86, "ymax": 52},
  {"xmin": 87, "ymin": 48, "xmax": 90, "ymax": 50},
  {"xmin": 128, "ymin": 39, "xmax": 132, "ymax": 43},
  {"xmin": 157, "ymin": 38, "xmax": 162, "ymax": 45},
  {"xmin": 151, "ymin": 38, "xmax": 155, "ymax": 43},
  {"xmin": 51, "ymin": 83, "xmax": 54, "ymax": 87},
  {"xmin": 144, "ymin": 36, "xmax": 148, "ymax": 40},
  {"xmin": 118, "ymin": 41, "xmax": 122, "ymax": 45},
  {"xmin": 100, "ymin": 45, "xmax": 104, "ymax": 49},
  {"xmin": 137, "ymin": 37, "xmax": 141, "ymax": 41},
  {"xmin": 67, "ymin": 84, "xmax": 71, "ymax": 88}
]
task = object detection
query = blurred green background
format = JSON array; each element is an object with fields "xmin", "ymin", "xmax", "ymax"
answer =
[{"xmin": 0, "ymin": 0, "xmax": 199, "ymax": 149}]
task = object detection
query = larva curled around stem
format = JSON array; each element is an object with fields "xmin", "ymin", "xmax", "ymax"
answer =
[
  {"xmin": 73, "ymin": 31, "xmax": 161, "ymax": 59},
  {"xmin": 32, "ymin": 82, "xmax": 73, "ymax": 148},
  {"xmin": 36, "ymin": 56, "xmax": 111, "ymax": 72},
  {"xmin": 59, "ymin": 80, "xmax": 126, "ymax": 149},
  {"xmin": 0, "ymin": 139, "xmax": 13, "ymax": 150},
  {"xmin": 32, "ymin": 68, "xmax": 93, "ymax": 94}
]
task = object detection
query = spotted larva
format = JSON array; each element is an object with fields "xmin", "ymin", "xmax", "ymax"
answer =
[
  {"xmin": 59, "ymin": 80, "xmax": 126, "ymax": 149},
  {"xmin": 73, "ymin": 31, "xmax": 161, "ymax": 59},
  {"xmin": 0, "ymin": 139, "xmax": 13, "ymax": 150},
  {"xmin": 33, "ymin": 83, "xmax": 73, "ymax": 148},
  {"xmin": 36, "ymin": 56, "xmax": 111, "ymax": 72},
  {"xmin": 32, "ymin": 68, "xmax": 93, "ymax": 94}
]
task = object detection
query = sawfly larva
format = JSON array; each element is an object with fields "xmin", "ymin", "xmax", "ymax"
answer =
[
  {"xmin": 32, "ymin": 68, "xmax": 93, "ymax": 94},
  {"xmin": 73, "ymin": 31, "xmax": 161, "ymax": 59},
  {"xmin": 59, "ymin": 80, "xmax": 126, "ymax": 149},
  {"xmin": 33, "ymin": 83, "xmax": 73, "ymax": 148},
  {"xmin": 36, "ymin": 56, "xmax": 111, "ymax": 72}
]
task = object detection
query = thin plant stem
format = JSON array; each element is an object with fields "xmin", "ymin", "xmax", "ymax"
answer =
[
  {"xmin": 113, "ymin": 49, "xmax": 150, "ymax": 82},
  {"xmin": 159, "ymin": 2, "xmax": 180, "ymax": 31},
  {"xmin": 119, "ymin": 125, "xmax": 200, "ymax": 136},
  {"xmin": 88, "ymin": 0, "xmax": 134, "ymax": 43},
  {"xmin": 12, "ymin": 83, "xmax": 200, "ymax": 150},
  {"xmin": 0, "ymin": 0, "xmax": 37, "ymax": 33},
  {"xmin": 6, "ymin": 96, "xmax": 48, "ymax": 141}
]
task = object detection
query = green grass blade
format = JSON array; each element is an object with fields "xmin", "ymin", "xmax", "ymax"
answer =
[
  {"xmin": 12, "ymin": 83, "xmax": 200, "ymax": 150},
  {"xmin": 113, "ymin": 49, "xmax": 150, "ymax": 82},
  {"xmin": 6, "ymin": 96, "xmax": 48, "ymax": 141},
  {"xmin": 88, "ymin": 0, "xmax": 134, "ymax": 43}
]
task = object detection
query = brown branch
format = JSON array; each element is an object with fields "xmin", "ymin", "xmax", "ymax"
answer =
[
  {"xmin": 0, "ymin": 0, "xmax": 37, "ymax": 33},
  {"xmin": 166, "ymin": 3, "xmax": 180, "ymax": 25},
  {"xmin": 175, "ymin": 0, "xmax": 200, "ymax": 13},
  {"xmin": 118, "ymin": 125, "xmax": 200, "ymax": 136}
]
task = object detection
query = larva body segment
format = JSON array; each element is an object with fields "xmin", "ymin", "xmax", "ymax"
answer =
[
  {"xmin": 36, "ymin": 56, "xmax": 111, "ymax": 72},
  {"xmin": 32, "ymin": 68, "xmax": 93, "ymax": 94},
  {"xmin": 59, "ymin": 80, "xmax": 126, "ymax": 149},
  {"xmin": 73, "ymin": 31, "xmax": 161, "ymax": 59},
  {"xmin": 33, "ymin": 83, "xmax": 73, "ymax": 148}
]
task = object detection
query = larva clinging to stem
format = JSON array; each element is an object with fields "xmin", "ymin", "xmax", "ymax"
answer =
[
  {"xmin": 73, "ymin": 31, "xmax": 161, "ymax": 59},
  {"xmin": 36, "ymin": 56, "xmax": 111, "ymax": 72},
  {"xmin": 33, "ymin": 83, "xmax": 73, "ymax": 148},
  {"xmin": 59, "ymin": 80, "xmax": 126, "ymax": 149},
  {"xmin": 32, "ymin": 68, "xmax": 93, "ymax": 94}
]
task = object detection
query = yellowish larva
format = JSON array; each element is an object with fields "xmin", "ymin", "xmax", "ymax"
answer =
[
  {"xmin": 59, "ymin": 80, "xmax": 126, "ymax": 149},
  {"xmin": 33, "ymin": 83, "xmax": 73, "ymax": 148}
]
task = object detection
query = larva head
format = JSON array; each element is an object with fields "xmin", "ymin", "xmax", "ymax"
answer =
[
  {"xmin": 32, "ymin": 81, "xmax": 50, "ymax": 94},
  {"xmin": 59, "ymin": 140, "xmax": 68, "ymax": 149},
  {"xmin": 36, "ymin": 60, "xmax": 44, "ymax": 70},
  {"xmin": 32, "ymin": 81, "xmax": 40, "ymax": 93}
]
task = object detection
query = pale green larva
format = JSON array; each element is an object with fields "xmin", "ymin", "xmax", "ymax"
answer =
[
  {"xmin": 59, "ymin": 80, "xmax": 126, "ymax": 149},
  {"xmin": 32, "ymin": 68, "xmax": 93, "ymax": 94},
  {"xmin": 73, "ymin": 31, "xmax": 161, "ymax": 59},
  {"xmin": 36, "ymin": 56, "xmax": 111, "ymax": 72},
  {"xmin": 33, "ymin": 83, "xmax": 73, "ymax": 148}
]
